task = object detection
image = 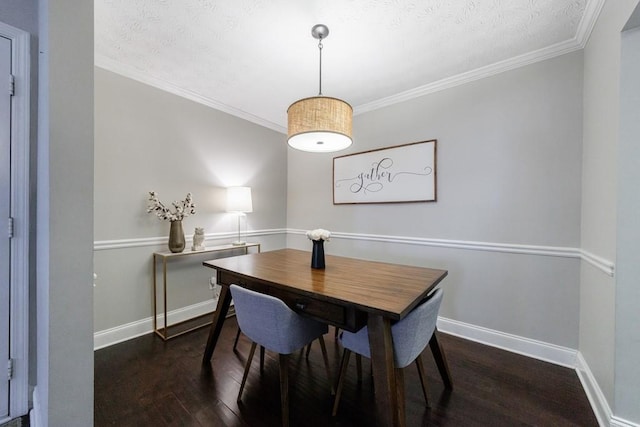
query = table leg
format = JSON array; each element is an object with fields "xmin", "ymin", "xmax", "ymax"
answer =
[
  {"xmin": 152, "ymin": 255, "xmax": 157, "ymax": 333},
  {"xmin": 202, "ymin": 284, "xmax": 232, "ymax": 363},
  {"xmin": 163, "ymin": 258, "xmax": 168, "ymax": 339},
  {"xmin": 429, "ymin": 327, "xmax": 453, "ymax": 389},
  {"xmin": 368, "ymin": 314, "xmax": 404, "ymax": 427}
]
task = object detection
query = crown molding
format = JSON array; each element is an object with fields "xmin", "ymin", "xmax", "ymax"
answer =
[
  {"xmin": 355, "ymin": 0, "xmax": 604, "ymax": 114},
  {"xmin": 94, "ymin": 55, "xmax": 286, "ymax": 134},
  {"xmin": 576, "ymin": 0, "xmax": 607, "ymax": 48},
  {"xmin": 354, "ymin": 36, "xmax": 583, "ymax": 115}
]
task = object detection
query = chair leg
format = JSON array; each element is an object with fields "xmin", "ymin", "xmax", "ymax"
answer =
[
  {"xmin": 395, "ymin": 366, "xmax": 406, "ymax": 419},
  {"xmin": 233, "ymin": 327, "xmax": 241, "ymax": 350},
  {"xmin": 260, "ymin": 346, "xmax": 266, "ymax": 373},
  {"xmin": 317, "ymin": 336, "xmax": 334, "ymax": 395},
  {"xmin": 332, "ymin": 349, "xmax": 352, "ymax": 416},
  {"xmin": 279, "ymin": 353, "xmax": 290, "ymax": 427},
  {"xmin": 415, "ymin": 354, "xmax": 430, "ymax": 407},
  {"xmin": 429, "ymin": 329, "xmax": 453, "ymax": 389},
  {"xmin": 238, "ymin": 341, "xmax": 257, "ymax": 402},
  {"xmin": 305, "ymin": 342, "xmax": 312, "ymax": 358},
  {"xmin": 355, "ymin": 354, "xmax": 363, "ymax": 383}
]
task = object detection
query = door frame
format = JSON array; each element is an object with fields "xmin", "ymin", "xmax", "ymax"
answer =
[{"xmin": 0, "ymin": 20, "xmax": 30, "ymax": 422}]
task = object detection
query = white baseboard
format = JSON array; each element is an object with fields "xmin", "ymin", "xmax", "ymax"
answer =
[
  {"xmin": 437, "ymin": 319, "xmax": 640, "ymax": 427},
  {"xmin": 575, "ymin": 352, "xmax": 640, "ymax": 427},
  {"xmin": 611, "ymin": 416, "xmax": 640, "ymax": 427},
  {"xmin": 575, "ymin": 352, "xmax": 611, "ymax": 427},
  {"xmin": 437, "ymin": 316, "xmax": 578, "ymax": 368},
  {"xmin": 93, "ymin": 299, "xmax": 217, "ymax": 350},
  {"xmin": 29, "ymin": 386, "xmax": 41, "ymax": 427}
]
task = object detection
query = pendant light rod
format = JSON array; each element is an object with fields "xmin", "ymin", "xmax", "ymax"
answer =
[
  {"xmin": 318, "ymin": 38, "xmax": 323, "ymax": 95},
  {"xmin": 311, "ymin": 24, "xmax": 329, "ymax": 96}
]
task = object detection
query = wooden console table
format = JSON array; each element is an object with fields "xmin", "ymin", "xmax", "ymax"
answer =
[{"xmin": 152, "ymin": 242, "xmax": 260, "ymax": 340}]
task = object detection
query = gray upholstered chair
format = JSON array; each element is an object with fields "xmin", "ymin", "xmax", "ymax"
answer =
[
  {"xmin": 230, "ymin": 284, "xmax": 333, "ymax": 427},
  {"xmin": 332, "ymin": 288, "xmax": 445, "ymax": 416}
]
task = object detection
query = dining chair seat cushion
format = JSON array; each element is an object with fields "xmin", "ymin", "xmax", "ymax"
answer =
[
  {"xmin": 230, "ymin": 284, "xmax": 328, "ymax": 355},
  {"xmin": 340, "ymin": 288, "xmax": 443, "ymax": 368}
]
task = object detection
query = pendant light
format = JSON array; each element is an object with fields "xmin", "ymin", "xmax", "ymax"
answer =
[{"xmin": 287, "ymin": 24, "xmax": 353, "ymax": 152}]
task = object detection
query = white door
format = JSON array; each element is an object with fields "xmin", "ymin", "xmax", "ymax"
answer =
[{"xmin": 0, "ymin": 34, "xmax": 11, "ymax": 418}]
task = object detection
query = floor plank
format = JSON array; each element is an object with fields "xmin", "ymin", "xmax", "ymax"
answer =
[{"xmin": 95, "ymin": 318, "xmax": 598, "ymax": 426}]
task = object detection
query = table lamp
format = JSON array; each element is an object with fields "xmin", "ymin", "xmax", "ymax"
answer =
[{"xmin": 226, "ymin": 186, "xmax": 253, "ymax": 246}]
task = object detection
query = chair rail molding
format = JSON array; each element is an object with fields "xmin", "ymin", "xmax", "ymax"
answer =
[
  {"xmin": 93, "ymin": 228, "xmax": 286, "ymax": 251},
  {"xmin": 286, "ymin": 229, "xmax": 615, "ymax": 277}
]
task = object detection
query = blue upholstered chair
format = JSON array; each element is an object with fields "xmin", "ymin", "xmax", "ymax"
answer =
[
  {"xmin": 332, "ymin": 288, "xmax": 445, "ymax": 416},
  {"xmin": 230, "ymin": 285, "xmax": 333, "ymax": 427}
]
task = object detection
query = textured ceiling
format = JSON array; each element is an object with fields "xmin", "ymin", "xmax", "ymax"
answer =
[{"xmin": 95, "ymin": 0, "xmax": 597, "ymax": 133}]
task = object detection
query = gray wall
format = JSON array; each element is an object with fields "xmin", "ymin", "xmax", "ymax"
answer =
[
  {"xmin": 93, "ymin": 68, "xmax": 288, "ymax": 333},
  {"xmin": 288, "ymin": 52, "xmax": 584, "ymax": 348},
  {"xmin": 36, "ymin": 0, "xmax": 94, "ymax": 426},
  {"xmin": 616, "ymin": 8, "xmax": 640, "ymax": 423},
  {"xmin": 580, "ymin": 0, "xmax": 639, "ymax": 414},
  {"xmin": 0, "ymin": 0, "xmax": 38, "ymax": 34}
]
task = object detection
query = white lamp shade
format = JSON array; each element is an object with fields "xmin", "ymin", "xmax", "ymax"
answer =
[{"xmin": 226, "ymin": 187, "xmax": 253, "ymax": 213}]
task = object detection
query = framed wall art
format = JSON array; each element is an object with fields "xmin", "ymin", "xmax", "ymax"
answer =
[{"xmin": 333, "ymin": 140, "xmax": 437, "ymax": 204}]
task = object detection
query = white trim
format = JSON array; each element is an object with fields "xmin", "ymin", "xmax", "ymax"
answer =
[
  {"xmin": 437, "ymin": 316, "xmax": 578, "ymax": 369},
  {"xmin": 96, "ymin": 293, "xmax": 581, "ymax": 369},
  {"xmin": 96, "ymin": 229, "xmax": 616, "ymax": 279},
  {"xmin": 29, "ymin": 386, "xmax": 41, "ymax": 427},
  {"xmin": 324, "ymin": 230, "xmax": 580, "ymax": 258},
  {"xmin": 580, "ymin": 249, "xmax": 615, "ymax": 277},
  {"xmin": 576, "ymin": 351, "xmax": 640, "ymax": 427},
  {"xmin": 0, "ymin": 20, "xmax": 30, "ymax": 420},
  {"xmin": 355, "ymin": 37, "xmax": 583, "ymax": 115},
  {"xmin": 576, "ymin": 352, "xmax": 613, "ymax": 427},
  {"xmin": 576, "ymin": 0, "xmax": 607, "ymax": 48},
  {"xmin": 288, "ymin": 229, "xmax": 615, "ymax": 277},
  {"xmin": 93, "ymin": 317, "xmax": 154, "ymax": 350},
  {"xmin": 94, "ymin": 299, "xmax": 217, "ymax": 350},
  {"xmin": 94, "ymin": 58, "xmax": 286, "ymax": 134},
  {"xmin": 94, "ymin": 228, "xmax": 286, "ymax": 251},
  {"xmin": 612, "ymin": 416, "xmax": 640, "ymax": 427}
]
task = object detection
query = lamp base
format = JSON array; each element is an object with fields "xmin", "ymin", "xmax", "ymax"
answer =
[{"xmin": 231, "ymin": 241, "xmax": 247, "ymax": 246}]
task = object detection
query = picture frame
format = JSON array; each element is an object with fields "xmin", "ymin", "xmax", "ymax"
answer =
[{"xmin": 333, "ymin": 140, "xmax": 437, "ymax": 204}]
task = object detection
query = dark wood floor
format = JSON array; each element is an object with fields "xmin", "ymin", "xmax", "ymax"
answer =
[{"xmin": 95, "ymin": 318, "xmax": 598, "ymax": 426}]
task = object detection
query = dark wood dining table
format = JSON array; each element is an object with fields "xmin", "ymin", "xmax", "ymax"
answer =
[{"xmin": 202, "ymin": 248, "xmax": 451, "ymax": 427}]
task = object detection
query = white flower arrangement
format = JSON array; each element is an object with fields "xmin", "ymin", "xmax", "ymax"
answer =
[
  {"xmin": 147, "ymin": 191, "xmax": 196, "ymax": 222},
  {"xmin": 306, "ymin": 228, "xmax": 331, "ymax": 241}
]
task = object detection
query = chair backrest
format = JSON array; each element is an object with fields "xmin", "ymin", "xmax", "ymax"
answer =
[
  {"xmin": 391, "ymin": 288, "xmax": 443, "ymax": 368},
  {"xmin": 340, "ymin": 288, "xmax": 444, "ymax": 368},
  {"xmin": 230, "ymin": 285, "xmax": 328, "ymax": 355}
]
